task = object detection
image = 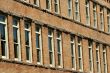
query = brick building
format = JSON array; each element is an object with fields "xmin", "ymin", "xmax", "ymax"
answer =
[{"xmin": 0, "ymin": 0, "xmax": 110, "ymax": 73}]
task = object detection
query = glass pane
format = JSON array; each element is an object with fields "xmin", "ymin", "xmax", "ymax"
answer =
[
  {"xmin": 71, "ymin": 43, "xmax": 74, "ymax": 55},
  {"xmin": 79, "ymin": 58, "xmax": 82, "ymax": 69},
  {"xmin": 57, "ymin": 40, "xmax": 61, "ymax": 53},
  {"xmin": 96, "ymin": 50, "xmax": 98, "ymax": 61},
  {"xmin": 0, "ymin": 15, "xmax": 5, "ymax": 22},
  {"xmin": 48, "ymin": 37, "xmax": 52, "ymax": 51},
  {"xmin": 13, "ymin": 18, "xmax": 18, "ymax": 26},
  {"xmin": 13, "ymin": 27, "xmax": 18, "ymax": 43},
  {"xmin": 0, "ymin": 24, "xmax": 5, "ymax": 40},
  {"xmin": 49, "ymin": 52, "xmax": 53, "ymax": 64},
  {"xmin": 14, "ymin": 44, "xmax": 19, "ymax": 58},
  {"xmin": 1, "ymin": 41, "xmax": 6, "ymax": 56},
  {"xmin": 25, "ymin": 31, "xmax": 29, "ymax": 45},
  {"xmin": 26, "ymin": 46, "xmax": 30, "ymax": 60},
  {"xmin": 78, "ymin": 45, "xmax": 81, "ymax": 57},
  {"xmin": 25, "ymin": 22, "xmax": 30, "ymax": 29},
  {"xmin": 37, "ymin": 49, "xmax": 41, "ymax": 62},
  {"xmin": 58, "ymin": 54, "xmax": 61, "ymax": 65},
  {"xmin": 72, "ymin": 57, "xmax": 75, "ymax": 68},
  {"xmin": 36, "ymin": 33, "xmax": 40, "ymax": 48}
]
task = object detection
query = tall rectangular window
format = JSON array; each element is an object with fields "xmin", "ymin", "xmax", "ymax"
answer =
[
  {"xmin": 56, "ymin": 31, "xmax": 63, "ymax": 67},
  {"xmin": 96, "ymin": 44, "xmax": 100, "ymax": 73},
  {"xmin": 107, "ymin": 9, "xmax": 110, "ymax": 33},
  {"xmin": 88, "ymin": 41, "xmax": 93, "ymax": 72},
  {"xmin": 68, "ymin": 0, "xmax": 72, "ymax": 17},
  {"xmin": 48, "ymin": 29, "xmax": 54, "ymax": 66},
  {"xmin": 74, "ymin": 0, "xmax": 80, "ymax": 21},
  {"xmin": 0, "ymin": 14, "xmax": 8, "ymax": 58},
  {"xmin": 35, "ymin": 25, "xmax": 42, "ymax": 64},
  {"xmin": 85, "ymin": 0, "xmax": 90, "ymax": 25},
  {"xmin": 100, "ymin": 6, "xmax": 104, "ymax": 31},
  {"xmin": 46, "ymin": 0, "xmax": 51, "ymax": 11},
  {"xmin": 78, "ymin": 38, "xmax": 83, "ymax": 71},
  {"xmin": 34, "ymin": 0, "xmax": 39, "ymax": 7},
  {"xmin": 103, "ymin": 46, "xmax": 107, "ymax": 73},
  {"xmin": 13, "ymin": 17, "xmax": 21, "ymax": 61},
  {"xmin": 54, "ymin": 0, "xmax": 60, "ymax": 14},
  {"xmin": 93, "ymin": 3, "xmax": 97, "ymax": 28},
  {"xmin": 25, "ymin": 21, "xmax": 32, "ymax": 62},
  {"xmin": 71, "ymin": 36, "xmax": 76, "ymax": 70}
]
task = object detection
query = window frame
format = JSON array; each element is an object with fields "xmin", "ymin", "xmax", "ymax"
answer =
[
  {"xmin": 56, "ymin": 31, "xmax": 63, "ymax": 68},
  {"xmin": 35, "ymin": 25, "xmax": 43, "ymax": 65},
  {"xmin": 46, "ymin": 0, "xmax": 51, "ymax": 11},
  {"xmin": 68, "ymin": 0, "xmax": 73, "ymax": 18},
  {"xmin": 74, "ymin": 0, "xmax": 80, "ymax": 21},
  {"xmin": 54, "ymin": 0, "xmax": 60, "ymax": 14},
  {"xmin": 0, "ymin": 14, "xmax": 9, "ymax": 59},
  {"xmin": 107, "ymin": 9, "xmax": 110, "ymax": 33},
  {"xmin": 103, "ymin": 46, "xmax": 107, "ymax": 73},
  {"xmin": 93, "ymin": 3, "xmax": 97, "ymax": 28},
  {"xmin": 100, "ymin": 6, "xmax": 104, "ymax": 31},
  {"xmin": 70, "ymin": 35, "xmax": 76, "ymax": 70},
  {"xmin": 13, "ymin": 17, "xmax": 21, "ymax": 61},
  {"xmin": 24, "ymin": 21, "xmax": 32, "ymax": 63},
  {"xmin": 33, "ymin": 0, "xmax": 39, "ymax": 7},
  {"xmin": 48, "ymin": 28, "xmax": 55, "ymax": 67}
]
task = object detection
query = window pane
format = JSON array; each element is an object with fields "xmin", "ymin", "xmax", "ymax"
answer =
[
  {"xmin": 36, "ymin": 33, "xmax": 40, "ymax": 48},
  {"xmin": 37, "ymin": 49, "xmax": 41, "ymax": 62},
  {"xmin": 0, "ymin": 24, "xmax": 5, "ymax": 40},
  {"xmin": 48, "ymin": 37, "xmax": 52, "ymax": 51},
  {"xmin": 1, "ymin": 41, "xmax": 6, "ymax": 56},
  {"xmin": 25, "ymin": 31, "xmax": 29, "ymax": 45},
  {"xmin": 57, "ymin": 40, "xmax": 61, "ymax": 53},
  {"xmin": 0, "ymin": 15, "xmax": 5, "ymax": 22},
  {"xmin": 13, "ymin": 28, "xmax": 18, "ymax": 43},
  {"xmin": 14, "ymin": 44, "xmax": 19, "ymax": 58},
  {"xmin": 58, "ymin": 54, "xmax": 61, "ymax": 65},
  {"xmin": 26, "ymin": 46, "xmax": 30, "ymax": 60},
  {"xmin": 49, "ymin": 52, "xmax": 53, "ymax": 64},
  {"xmin": 78, "ymin": 45, "xmax": 81, "ymax": 57}
]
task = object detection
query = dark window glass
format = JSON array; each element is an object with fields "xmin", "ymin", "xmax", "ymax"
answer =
[
  {"xmin": 58, "ymin": 54, "xmax": 61, "ymax": 65},
  {"xmin": 25, "ymin": 31, "xmax": 29, "ymax": 45},
  {"xmin": 48, "ymin": 37, "xmax": 52, "ymax": 51},
  {"xmin": 13, "ymin": 28, "xmax": 18, "ymax": 43},
  {"xmin": 36, "ymin": 33, "xmax": 40, "ymax": 48},
  {"xmin": 37, "ymin": 49, "xmax": 40, "ymax": 62},
  {"xmin": 26, "ymin": 46, "xmax": 30, "ymax": 60},
  {"xmin": 49, "ymin": 52, "xmax": 53, "ymax": 64},
  {"xmin": 14, "ymin": 44, "xmax": 18, "ymax": 58},
  {"xmin": 0, "ymin": 24, "xmax": 5, "ymax": 40},
  {"xmin": 57, "ymin": 40, "xmax": 61, "ymax": 53},
  {"xmin": 1, "ymin": 41, "xmax": 6, "ymax": 56},
  {"xmin": 78, "ymin": 45, "xmax": 81, "ymax": 57},
  {"xmin": 0, "ymin": 15, "xmax": 5, "ymax": 22}
]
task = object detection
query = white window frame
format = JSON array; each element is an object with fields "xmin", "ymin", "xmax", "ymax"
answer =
[
  {"xmin": 54, "ymin": 0, "xmax": 60, "ymax": 14},
  {"xmin": 85, "ymin": 0, "xmax": 90, "ymax": 26},
  {"xmin": 74, "ymin": 0, "xmax": 80, "ymax": 21},
  {"xmin": 48, "ymin": 29, "xmax": 55, "ymax": 67},
  {"xmin": 68, "ymin": 0, "xmax": 72, "ymax": 18},
  {"xmin": 103, "ymin": 46, "xmax": 107, "ymax": 73},
  {"xmin": 13, "ymin": 17, "xmax": 21, "ymax": 61},
  {"xmin": 24, "ymin": 21, "xmax": 32, "ymax": 63},
  {"xmin": 34, "ymin": 0, "xmax": 39, "ymax": 7},
  {"xmin": 96, "ymin": 44, "xmax": 101, "ymax": 73},
  {"xmin": 100, "ymin": 6, "xmax": 104, "ymax": 31},
  {"xmin": 78, "ymin": 38, "xmax": 83, "ymax": 71},
  {"xmin": 35, "ymin": 25, "xmax": 43, "ymax": 65},
  {"xmin": 22, "ymin": 0, "xmax": 29, "ymax": 3},
  {"xmin": 107, "ymin": 10, "xmax": 110, "ymax": 33},
  {"xmin": 88, "ymin": 41, "xmax": 93, "ymax": 73},
  {"xmin": 70, "ymin": 36, "xmax": 76, "ymax": 70},
  {"xmin": 46, "ymin": 0, "xmax": 51, "ymax": 11},
  {"xmin": 93, "ymin": 3, "xmax": 97, "ymax": 28},
  {"xmin": 56, "ymin": 31, "xmax": 63, "ymax": 68},
  {"xmin": 0, "ymin": 14, "xmax": 8, "ymax": 59}
]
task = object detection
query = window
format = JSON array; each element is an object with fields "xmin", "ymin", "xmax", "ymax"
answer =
[
  {"xmin": 100, "ymin": 6, "xmax": 104, "ymax": 31},
  {"xmin": 68, "ymin": 0, "xmax": 72, "ymax": 18},
  {"xmin": 103, "ymin": 46, "xmax": 107, "ymax": 73},
  {"xmin": 85, "ymin": 0, "xmax": 90, "ymax": 25},
  {"xmin": 24, "ymin": 21, "xmax": 32, "ymax": 62},
  {"xmin": 13, "ymin": 17, "xmax": 21, "ymax": 61},
  {"xmin": 35, "ymin": 25, "xmax": 42, "ymax": 64},
  {"xmin": 88, "ymin": 41, "xmax": 93, "ymax": 72},
  {"xmin": 71, "ymin": 36, "xmax": 76, "ymax": 70},
  {"xmin": 48, "ymin": 29, "xmax": 54, "ymax": 66},
  {"xmin": 96, "ymin": 44, "xmax": 100, "ymax": 73},
  {"xmin": 74, "ymin": 0, "xmax": 80, "ymax": 21},
  {"xmin": 78, "ymin": 38, "xmax": 83, "ymax": 71},
  {"xmin": 93, "ymin": 3, "xmax": 97, "ymax": 28},
  {"xmin": 46, "ymin": 0, "xmax": 51, "ymax": 11},
  {"xmin": 34, "ymin": 0, "xmax": 39, "ymax": 7},
  {"xmin": 54, "ymin": 0, "xmax": 60, "ymax": 14},
  {"xmin": 0, "ymin": 14, "xmax": 8, "ymax": 59},
  {"xmin": 107, "ymin": 9, "xmax": 110, "ymax": 33},
  {"xmin": 56, "ymin": 31, "xmax": 63, "ymax": 67}
]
